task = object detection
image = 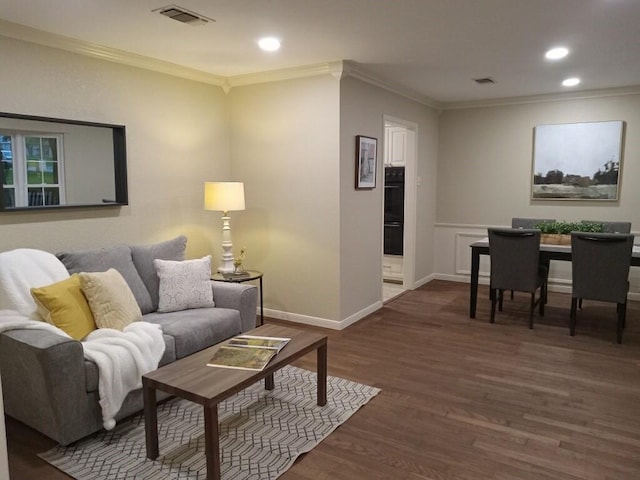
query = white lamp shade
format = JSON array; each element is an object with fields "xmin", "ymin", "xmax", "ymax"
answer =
[{"xmin": 204, "ymin": 182, "xmax": 245, "ymax": 212}]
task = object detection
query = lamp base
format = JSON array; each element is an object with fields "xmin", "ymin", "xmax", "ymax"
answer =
[
  {"xmin": 217, "ymin": 258, "xmax": 235, "ymax": 273},
  {"xmin": 218, "ymin": 212, "xmax": 236, "ymax": 273}
]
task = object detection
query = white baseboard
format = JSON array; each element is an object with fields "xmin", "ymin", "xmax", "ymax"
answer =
[
  {"xmin": 264, "ymin": 271, "xmax": 640, "ymax": 331},
  {"xmin": 264, "ymin": 300, "xmax": 383, "ymax": 331},
  {"xmin": 412, "ymin": 273, "xmax": 437, "ymax": 289}
]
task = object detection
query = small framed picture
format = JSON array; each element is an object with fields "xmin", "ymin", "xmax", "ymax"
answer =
[{"xmin": 355, "ymin": 135, "xmax": 378, "ymax": 189}]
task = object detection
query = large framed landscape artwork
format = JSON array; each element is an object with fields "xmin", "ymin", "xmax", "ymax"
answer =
[{"xmin": 531, "ymin": 120, "xmax": 625, "ymax": 201}]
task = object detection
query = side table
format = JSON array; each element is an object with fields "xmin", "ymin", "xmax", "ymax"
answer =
[{"xmin": 211, "ymin": 270, "xmax": 264, "ymax": 326}]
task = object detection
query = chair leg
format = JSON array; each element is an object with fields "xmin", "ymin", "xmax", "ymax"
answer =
[
  {"xmin": 570, "ymin": 297, "xmax": 577, "ymax": 336},
  {"xmin": 490, "ymin": 288, "xmax": 497, "ymax": 324},
  {"xmin": 543, "ymin": 257, "xmax": 551, "ymax": 304},
  {"xmin": 510, "ymin": 290, "xmax": 514, "ymax": 300},
  {"xmin": 617, "ymin": 302, "xmax": 627, "ymax": 329},
  {"xmin": 539, "ymin": 286, "xmax": 545, "ymax": 316},
  {"xmin": 498, "ymin": 289, "xmax": 504, "ymax": 311},
  {"xmin": 578, "ymin": 298, "xmax": 583, "ymax": 309},
  {"xmin": 529, "ymin": 293, "xmax": 534, "ymax": 329},
  {"xmin": 544, "ymin": 282, "xmax": 549, "ymax": 305},
  {"xmin": 617, "ymin": 302, "xmax": 625, "ymax": 344}
]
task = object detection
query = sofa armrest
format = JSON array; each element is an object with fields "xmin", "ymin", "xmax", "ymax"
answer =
[
  {"xmin": 211, "ymin": 281, "xmax": 258, "ymax": 332},
  {"xmin": 0, "ymin": 328, "xmax": 91, "ymax": 445}
]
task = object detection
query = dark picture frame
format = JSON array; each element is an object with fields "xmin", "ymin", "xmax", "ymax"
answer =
[
  {"xmin": 531, "ymin": 120, "xmax": 624, "ymax": 201},
  {"xmin": 355, "ymin": 135, "xmax": 377, "ymax": 189}
]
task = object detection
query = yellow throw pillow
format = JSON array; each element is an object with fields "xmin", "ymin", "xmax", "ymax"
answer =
[
  {"xmin": 30, "ymin": 274, "xmax": 97, "ymax": 340},
  {"xmin": 79, "ymin": 268, "xmax": 142, "ymax": 331}
]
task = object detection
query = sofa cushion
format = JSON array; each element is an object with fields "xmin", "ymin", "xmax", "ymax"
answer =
[
  {"xmin": 143, "ymin": 307, "xmax": 241, "ymax": 358},
  {"xmin": 130, "ymin": 235, "xmax": 187, "ymax": 313},
  {"xmin": 79, "ymin": 269, "xmax": 142, "ymax": 330},
  {"xmin": 30, "ymin": 274, "xmax": 97, "ymax": 340},
  {"xmin": 154, "ymin": 256, "xmax": 215, "ymax": 313},
  {"xmin": 57, "ymin": 244, "xmax": 153, "ymax": 314}
]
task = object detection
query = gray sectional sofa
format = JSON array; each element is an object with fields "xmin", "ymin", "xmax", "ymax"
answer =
[{"xmin": 0, "ymin": 236, "xmax": 257, "ymax": 445}]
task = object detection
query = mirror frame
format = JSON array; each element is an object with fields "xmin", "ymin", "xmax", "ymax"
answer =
[{"xmin": 0, "ymin": 111, "xmax": 128, "ymax": 211}]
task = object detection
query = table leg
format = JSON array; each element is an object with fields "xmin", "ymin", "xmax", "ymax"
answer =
[
  {"xmin": 265, "ymin": 372, "xmax": 275, "ymax": 390},
  {"xmin": 470, "ymin": 247, "xmax": 480, "ymax": 318},
  {"xmin": 259, "ymin": 277, "xmax": 264, "ymax": 326},
  {"xmin": 143, "ymin": 379, "xmax": 158, "ymax": 460},
  {"xmin": 317, "ymin": 342, "xmax": 327, "ymax": 406},
  {"xmin": 204, "ymin": 405, "xmax": 220, "ymax": 480}
]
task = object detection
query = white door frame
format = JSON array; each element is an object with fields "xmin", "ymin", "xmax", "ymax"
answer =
[{"xmin": 383, "ymin": 115, "xmax": 418, "ymax": 291}]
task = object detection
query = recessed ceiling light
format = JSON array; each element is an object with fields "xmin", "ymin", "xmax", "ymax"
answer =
[
  {"xmin": 258, "ymin": 37, "xmax": 281, "ymax": 52},
  {"xmin": 562, "ymin": 77, "xmax": 581, "ymax": 87},
  {"xmin": 545, "ymin": 47, "xmax": 569, "ymax": 60}
]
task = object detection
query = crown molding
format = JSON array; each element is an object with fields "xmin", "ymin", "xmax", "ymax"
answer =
[
  {"xmin": 341, "ymin": 61, "xmax": 442, "ymax": 109},
  {"xmin": 442, "ymin": 85, "xmax": 640, "ymax": 110},
  {"xmin": 0, "ymin": 20, "xmax": 442, "ymax": 107},
  {"xmin": 7, "ymin": 19, "xmax": 633, "ymax": 110},
  {"xmin": 0, "ymin": 19, "xmax": 227, "ymax": 87},
  {"xmin": 226, "ymin": 61, "xmax": 345, "ymax": 89}
]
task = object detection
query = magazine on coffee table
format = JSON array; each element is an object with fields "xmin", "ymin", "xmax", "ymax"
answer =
[
  {"xmin": 206, "ymin": 335, "xmax": 291, "ymax": 371},
  {"xmin": 227, "ymin": 335, "xmax": 290, "ymax": 352}
]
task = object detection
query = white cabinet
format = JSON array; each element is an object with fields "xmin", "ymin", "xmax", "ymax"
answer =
[
  {"xmin": 385, "ymin": 127, "xmax": 406, "ymax": 166},
  {"xmin": 383, "ymin": 255, "xmax": 404, "ymax": 282}
]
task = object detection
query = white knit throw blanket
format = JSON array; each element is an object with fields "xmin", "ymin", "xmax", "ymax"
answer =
[{"xmin": 0, "ymin": 310, "xmax": 165, "ymax": 430}]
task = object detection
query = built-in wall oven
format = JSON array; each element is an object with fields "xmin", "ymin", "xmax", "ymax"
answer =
[{"xmin": 384, "ymin": 166, "xmax": 404, "ymax": 255}]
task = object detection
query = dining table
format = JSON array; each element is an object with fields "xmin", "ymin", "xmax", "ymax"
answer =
[{"xmin": 469, "ymin": 238, "xmax": 640, "ymax": 318}]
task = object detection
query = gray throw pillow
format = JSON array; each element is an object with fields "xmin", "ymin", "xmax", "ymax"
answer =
[
  {"xmin": 56, "ymin": 244, "xmax": 153, "ymax": 314},
  {"xmin": 131, "ymin": 235, "xmax": 187, "ymax": 312}
]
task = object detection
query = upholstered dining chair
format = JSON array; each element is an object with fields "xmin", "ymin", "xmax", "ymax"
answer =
[
  {"xmin": 488, "ymin": 228, "xmax": 548, "ymax": 329},
  {"xmin": 570, "ymin": 232, "xmax": 634, "ymax": 344},
  {"xmin": 508, "ymin": 218, "xmax": 555, "ymax": 300},
  {"xmin": 575, "ymin": 222, "xmax": 632, "ymax": 309},
  {"xmin": 580, "ymin": 220, "xmax": 632, "ymax": 234}
]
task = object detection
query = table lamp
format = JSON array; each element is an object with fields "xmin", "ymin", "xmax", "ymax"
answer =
[{"xmin": 204, "ymin": 182, "xmax": 245, "ymax": 273}]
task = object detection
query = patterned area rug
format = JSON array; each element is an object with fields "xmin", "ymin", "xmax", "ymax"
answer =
[{"xmin": 40, "ymin": 365, "xmax": 380, "ymax": 480}]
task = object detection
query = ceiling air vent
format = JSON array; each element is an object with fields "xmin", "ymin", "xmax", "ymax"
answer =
[
  {"xmin": 474, "ymin": 77, "xmax": 496, "ymax": 85},
  {"xmin": 153, "ymin": 5, "xmax": 215, "ymax": 26}
]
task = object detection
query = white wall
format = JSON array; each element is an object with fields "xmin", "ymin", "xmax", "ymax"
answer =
[
  {"xmin": 0, "ymin": 36, "xmax": 230, "ymax": 258},
  {"xmin": 435, "ymin": 92, "xmax": 640, "ymax": 294},
  {"xmin": 339, "ymin": 76, "xmax": 440, "ymax": 321},
  {"xmin": 228, "ymin": 75, "xmax": 342, "ymax": 325}
]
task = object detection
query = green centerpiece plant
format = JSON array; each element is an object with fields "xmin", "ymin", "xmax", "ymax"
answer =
[{"xmin": 534, "ymin": 220, "xmax": 604, "ymax": 244}]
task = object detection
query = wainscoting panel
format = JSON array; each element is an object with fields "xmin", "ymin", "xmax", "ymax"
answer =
[
  {"xmin": 455, "ymin": 232, "xmax": 489, "ymax": 277},
  {"xmin": 435, "ymin": 223, "xmax": 640, "ymax": 300}
]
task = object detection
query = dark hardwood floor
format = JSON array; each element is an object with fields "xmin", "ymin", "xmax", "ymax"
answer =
[{"xmin": 7, "ymin": 280, "xmax": 640, "ymax": 479}]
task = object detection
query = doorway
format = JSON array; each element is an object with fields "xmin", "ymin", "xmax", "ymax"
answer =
[{"xmin": 382, "ymin": 116, "xmax": 417, "ymax": 302}]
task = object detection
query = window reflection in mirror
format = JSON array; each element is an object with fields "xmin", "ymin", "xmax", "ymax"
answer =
[{"xmin": 0, "ymin": 113, "xmax": 127, "ymax": 211}]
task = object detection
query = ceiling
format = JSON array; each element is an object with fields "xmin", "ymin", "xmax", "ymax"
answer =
[{"xmin": 2, "ymin": 0, "xmax": 640, "ymax": 106}]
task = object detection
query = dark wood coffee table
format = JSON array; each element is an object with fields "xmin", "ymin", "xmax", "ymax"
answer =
[{"xmin": 142, "ymin": 324, "xmax": 328, "ymax": 480}]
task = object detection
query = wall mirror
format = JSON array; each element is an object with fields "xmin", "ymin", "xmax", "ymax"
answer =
[{"xmin": 0, "ymin": 112, "xmax": 128, "ymax": 211}]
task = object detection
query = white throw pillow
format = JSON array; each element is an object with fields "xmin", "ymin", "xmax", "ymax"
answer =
[{"xmin": 154, "ymin": 255, "xmax": 215, "ymax": 313}]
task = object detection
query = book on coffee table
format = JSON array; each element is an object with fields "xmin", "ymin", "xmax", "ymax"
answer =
[{"xmin": 206, "ymin": 335, "xmax": 291, "ymax": 371}]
